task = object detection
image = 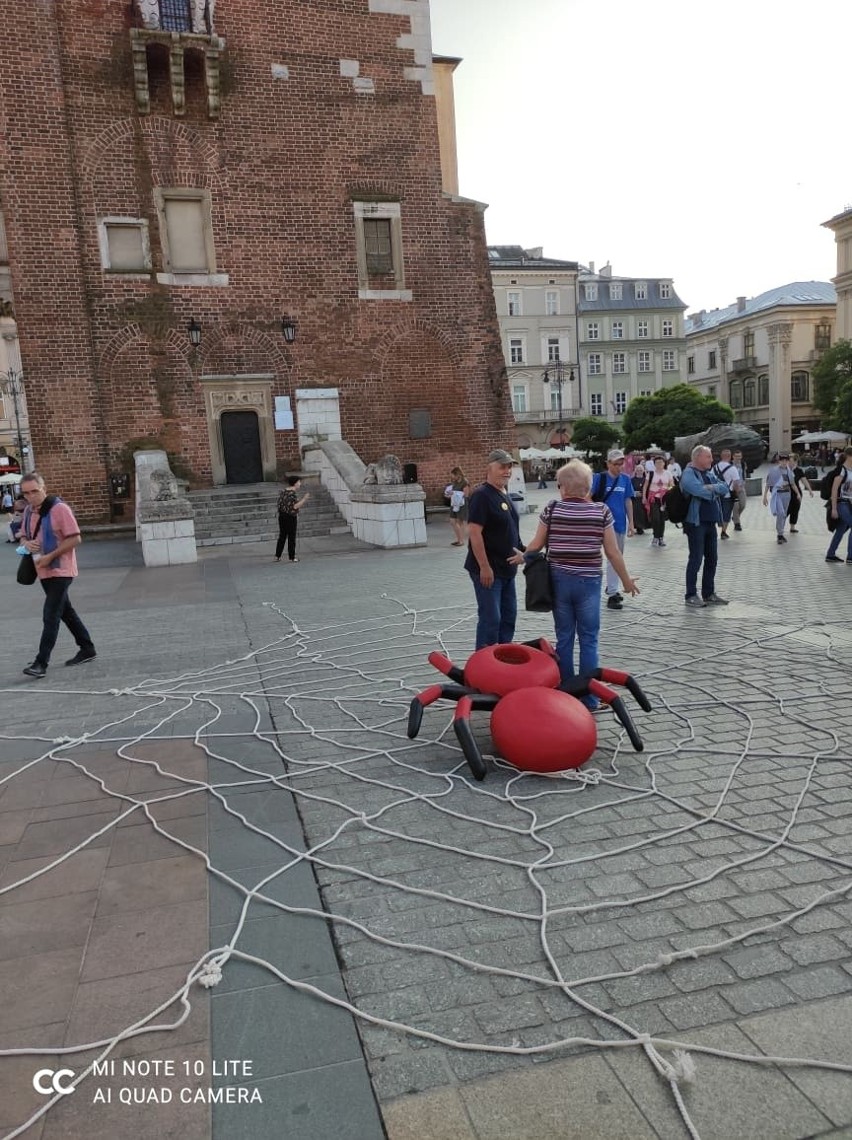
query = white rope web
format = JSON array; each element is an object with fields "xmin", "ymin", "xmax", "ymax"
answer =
[{"xmin": 2, "ymin": 591, "xmax": 852, "ymax": 1139}]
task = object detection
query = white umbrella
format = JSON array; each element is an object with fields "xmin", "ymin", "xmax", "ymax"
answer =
[
  {"xmin": 792, "ymin": 430, "xmax": 849, "ymax": 444},
  {"xmin": 0, "ymin": 472, "xmax": 22, "ymax": 485}
]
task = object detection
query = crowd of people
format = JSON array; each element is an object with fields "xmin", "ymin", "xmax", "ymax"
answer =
[{"xmin": 458, "ymin": 442, "xmax": 851, "ymax": 702}]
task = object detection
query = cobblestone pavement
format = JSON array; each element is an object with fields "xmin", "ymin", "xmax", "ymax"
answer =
[{"xmin": 1, "ymin": 487, "xmax": 851, "ymax": 1140}]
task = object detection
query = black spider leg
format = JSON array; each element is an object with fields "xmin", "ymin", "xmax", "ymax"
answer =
[
  {"xmin": 452, "ymin": 693, "xmax": 500, "ymax": 781},
  {"xmin": 407, "ymin": 684, "xmax": 475, "ymax": 739}
]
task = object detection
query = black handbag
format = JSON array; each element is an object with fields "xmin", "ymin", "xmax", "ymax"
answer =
[
  {"xmin": 826, "ymin": 501, "xmax": 839, "ymax": 532},
  {"xmin": 523, "ymin": 555, "xmax": 552, "ymax": 612},
  {"xmin": 523, "ymin": 506, "xmax": 554, "ymax": 612},
  {"xmin": 17, "ymin": 554, "xmax": 38, "ymax": 585},
  {"xmin": 16, "ymin": 512, "xmax": 42, "ymax": 586}
]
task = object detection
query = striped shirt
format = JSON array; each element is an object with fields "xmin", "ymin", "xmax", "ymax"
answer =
[{"xmin": 541, "ymin": 497, "xmax": 614, "ymax": 577}]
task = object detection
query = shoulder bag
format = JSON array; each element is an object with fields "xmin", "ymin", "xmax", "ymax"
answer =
[
  {"xmin": 16, "ymin": 513, "xmax": 42, "ymax": 586},
  {"xmin": 523, "ymin": 504, "xmax": 554, "ymax": 612}
]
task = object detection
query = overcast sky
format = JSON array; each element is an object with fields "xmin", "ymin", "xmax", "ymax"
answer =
[{"xmin": 429, "ymin": 0, "xmax": 851, "ymax": 315}]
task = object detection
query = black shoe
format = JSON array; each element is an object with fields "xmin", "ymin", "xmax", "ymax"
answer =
[
  {"xmin": 825, "ymin": 555, "xmax": 843, "ymax": 563},
  {"xmin": 734, "ymin": 524, "xmax": 743, "ymax": 531},
  {"xmin": 720, "ymin": 531, "xmax": 730, "ymax": 539},
  {"xmin": 23, "ymin": 661, "xmax": 47, "ymax": 679},
  {"xmin": 606, "ymin": 595, "xmax": 623, "ymax": 610},
  {"xmin": 777, "ymin": 534, "xmax": 787, "ymax": 544},
  {"xmin": 65, "ymin": 648, "xmax": 97, "ymax": 667}
]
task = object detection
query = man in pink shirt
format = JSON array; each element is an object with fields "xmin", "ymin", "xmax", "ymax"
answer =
[{"xmin": 19, "ymin": 472, "xmax": 96, "ymax": 679}]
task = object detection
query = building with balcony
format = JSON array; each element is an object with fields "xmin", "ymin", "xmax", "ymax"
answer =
[
  {"xmin": 488, "ymin": 246, "xmax": 580, "ymax": 449},
  {"xmin": 577, "ymin": 263, "xmax": 687, "ymax": 425},
  {"xmin": 823, "ymin": 206, "xmax": 852, "ymax": 342},
  {"xmin": 685, "ymin": 282, "xmax": 836, "ymax": 456},
  {"xmin": 0, "ymin": 1, "xmax": 512, "ymax": 521}
]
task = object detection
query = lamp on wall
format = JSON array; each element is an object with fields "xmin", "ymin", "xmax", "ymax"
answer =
[
  {"xmin": 281, "ymin": 315, "xmax": 297, "ymax": 344},
  {"xmin": 187, "ymin": 318, "xmax": 202, "ymax": 348}
]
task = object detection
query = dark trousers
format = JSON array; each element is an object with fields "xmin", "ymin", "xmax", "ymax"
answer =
[
  {"xmin": 649, "ymin": 499, "xmax": 666, "ymax": 540},
  {"xmin": 37, "ymin": 576, "xmax": 94, "ymax": 666},
  {"xmin": 275, "ymin": 513, "xmax": 298, "ymax": 560},
  {"xmin": 787, "ymin": 495, "xmax": 802, "ymax": 527},
  {"xmin": 684, "ymin": 522, "xmax": 718, "ymax": 599}
]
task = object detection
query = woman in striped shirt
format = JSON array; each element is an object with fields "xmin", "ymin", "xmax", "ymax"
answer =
[{"xmin": 511, "ymin": 459, "xmax": 639, "ymax": 707}]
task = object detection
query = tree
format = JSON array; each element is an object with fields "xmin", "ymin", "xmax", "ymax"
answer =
[
  {"xmin": 570, "ymin": 417, "xmax": 621, "ymax": 466},
  {"xmin": 812, "ymin": 340, "xmax": 852, "ymax": 433},
  {"xmin": 621, "ymin": 384, "xmax": 734, "ymax": 453}
]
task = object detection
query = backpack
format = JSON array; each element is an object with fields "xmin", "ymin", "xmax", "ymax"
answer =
[
  {"xmin": 663, "ymin": 478, "xmax": 690, "ymax": 525},
  {"xmin": 591, "ymin": 473, "xmax": 618, "ymax": 503},
  {"xmin": 820, "ymin": 465, "xmax": 848, "ymax": 501},
  {"xmin": 713, "ymin": 461, "xmax": 732, "ymax": 482}
]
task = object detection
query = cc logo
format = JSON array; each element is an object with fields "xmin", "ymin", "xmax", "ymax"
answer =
[{"xmin": 32, "ymin": 1069, "xmax": 75, "ymax": 1096}]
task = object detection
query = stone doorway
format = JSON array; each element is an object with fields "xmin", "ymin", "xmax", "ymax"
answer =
[{"xmin": 201, "ymin": 375, "xmax": 277, "ymax": 486}]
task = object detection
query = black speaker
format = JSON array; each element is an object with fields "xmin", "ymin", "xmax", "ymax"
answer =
[{"xmin": 402, "ymin": 463, "xmax": 418, "ymax": 485}]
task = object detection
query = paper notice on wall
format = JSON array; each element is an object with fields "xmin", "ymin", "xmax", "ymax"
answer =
[{"xmin": 274, "ymin": 396, "xmax": 294, "ymax": 430}]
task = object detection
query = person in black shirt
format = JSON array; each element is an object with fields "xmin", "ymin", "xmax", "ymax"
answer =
[{"xmin": 464, "ymin": 449, "xmax": 522, "ymax": 648}]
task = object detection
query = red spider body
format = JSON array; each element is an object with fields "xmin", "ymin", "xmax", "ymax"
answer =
[{"xmin": 407, "ymin": 639, "xmax": 650, "ymax": 781}]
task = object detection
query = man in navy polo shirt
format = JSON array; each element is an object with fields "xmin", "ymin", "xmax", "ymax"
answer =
[
  {"xmin": 591, "ymin": 449, "xmax": 635, "ymax": 610},
  {"xmin": 464, "ymin": 449, "xmax": 522, "ymax": 648}
]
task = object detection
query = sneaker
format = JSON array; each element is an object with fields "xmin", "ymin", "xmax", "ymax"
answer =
[
  {"xmin": 720, "ymin": 531, "xmax": 730, "ymax": 540},
  {"xmin": 777, "ymin": 535, "xmax": 787, "ymax": 544},
  {"xmin": 734, "ymin": 524, "xmax": 743, "ymax": 531},
  {"xmin": 684, "ymin": 595, "xmax": 706, "ymax": 608},
  {"xmin": 825, "ymin": 555, "xmax": 843, "ymax": 563},
  {"xmin": 22, "ymin": 661, "xmax": 47, "ymax": 678},
  {"xmin": 65, "ymin": 648, "xmax": 97, "ymax": 667},
  {"xmin": 289, "ymin": 557, "xmax": 300, "ymax": 563},
  {"xmin": 789, "ymin": 528, "xmax": 799, "ymax": 533},
  {"xmin": 704, "ymin": 593, "xmax": 729, "ymax": 605},
  {"xmin": 606, "ymin": 595, "xmax": 623, "ymax": 610},
  {"xmin": 658, "ymin": 539, "xmax": 666, "ymax": 548},
  {"xmin": 650, "ymin": 538, "xmax": 658, "ymax": 547}
]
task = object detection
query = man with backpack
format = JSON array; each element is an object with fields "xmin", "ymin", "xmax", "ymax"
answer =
[
  {"xmin": 591, "ymin": 449, "xmax": 635, "ymax": 610},
  {"xmin": 712, "ymin": 448, "xmax": 741, "ymax": 540},
  {"xmin": 680, "ymin": 445, "xmax": 730, "ymax": 608},
  {"xmin": 825, "ymin": 446, "xmax": 852, "ymax": 564}
]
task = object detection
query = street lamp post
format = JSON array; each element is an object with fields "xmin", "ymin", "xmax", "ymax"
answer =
[
  {"xmin": 541, "ymin": 357, "xmax": 574, "ymax": 451},
  {"xmin": 1, "ymin": 368, "xmax": 27, "ymax": 474}
]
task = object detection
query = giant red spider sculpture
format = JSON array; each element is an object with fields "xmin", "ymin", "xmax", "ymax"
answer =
[{"xmin": 407, "ymin": 639, "xmax": 651, "ymax": 781}]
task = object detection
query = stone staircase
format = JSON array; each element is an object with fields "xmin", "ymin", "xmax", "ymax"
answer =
[{"xmin": 188, "ymin": 475, "xmax": 350, "ymax": 546}]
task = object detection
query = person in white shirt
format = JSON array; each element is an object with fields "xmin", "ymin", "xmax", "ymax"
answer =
[
  {"xmin": 667, "ymin": 456, "xmax": 682, "ymax": 480},
  {"xmin": 713, "ymin": 448, "xmax": 741, "ymax": 539},
  {"xmin": 731, "ymin": 449, "xmax": 747, "ymax": 531}
]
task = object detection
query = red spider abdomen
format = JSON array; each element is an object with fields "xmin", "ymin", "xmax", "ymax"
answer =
[{"xmin": 490, "ymin": 688, "xmax": 597, "ymax": 773}]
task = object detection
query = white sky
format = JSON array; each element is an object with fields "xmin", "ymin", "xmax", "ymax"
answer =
[{"xmin": 429, "ymin": 0, "xmax": 852, "ymax": 314}]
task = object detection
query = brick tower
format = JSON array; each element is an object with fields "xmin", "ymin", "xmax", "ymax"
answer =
[{"xmin": 0, "ymin": 0, "xmax": 513, "ymax": 522}]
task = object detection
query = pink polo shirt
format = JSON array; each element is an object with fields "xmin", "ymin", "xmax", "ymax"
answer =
[{"xmin": 23, "ymin": 501, "xmax": 81, "ymax": 579}]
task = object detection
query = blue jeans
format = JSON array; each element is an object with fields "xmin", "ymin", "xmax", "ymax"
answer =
[
  {"xmin": 684, "ymin": 522, "xmax": 718, "ymax": 599},
  {"xmin": 551, "ymin": 567, "xmax": 602, "ymax": 708},
  {"xmin": 469, "ymin": 572, "xmax": 517, "ymax": 649},
  {"xmin": 827, "ymin": 501, "xmax": 852, "ymax": 559},
  {"xmin": 37, "ymin": 576, "xmax": 95, "ymax": 666}
]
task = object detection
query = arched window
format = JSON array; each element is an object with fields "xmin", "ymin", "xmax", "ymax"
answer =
[
  {"xmin": 729, "ymin": 379, "xmax": 742, "ymax": 409},
  {"xmin": 791, "ymin": 371, "xmax": 809, "ymax": 403},
  {"xmin": 743, "ymin": 378, "xmax": 756, "ymax": 407},
  {"xmin": 757, "ymin": 374, "xmax": 769, "ymax": 405}
]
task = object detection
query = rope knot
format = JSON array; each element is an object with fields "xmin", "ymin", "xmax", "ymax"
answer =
[{"xmin": 197, "ymin": 961, "xmax": 223, "ymax": 989}]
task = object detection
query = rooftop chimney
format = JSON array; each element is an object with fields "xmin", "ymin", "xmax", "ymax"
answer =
[
  {"xmin": 736, "ymin": 296, "xmax": 747, "ymax": 313},
  {"xmin": 599, "ymin": 261, "xmax": 612, "ymax": 278},
  {"xmin": 588, "ymin": 260, "xmax": 595, "ymax": 274}
]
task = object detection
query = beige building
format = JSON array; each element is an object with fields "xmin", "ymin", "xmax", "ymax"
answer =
[
  {"xmin": 577, "ymin": 263, "xmax": 687, "ymax": 424},
  {"xmin": 685, "ymin": 282, "xmax": 836, "ymax": 456},
  {"xmin": 823, "ymin": 207, "xmax": 852, "ymax": 342},
  {"xmin": 488, "ymin": 246, "xmax": 580, "ymax": 449}
]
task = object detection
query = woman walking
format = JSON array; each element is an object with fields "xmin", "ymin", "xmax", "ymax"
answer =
[
  {"xmin": 644, "ymin": 455, "xmax": 675, "ymax": 547},
  {"xmin": 510, "ymin": 460, "xmax": 639, "ymax": 708},
  {"xmin": 448, "ymin": 466, "xmax": 469, "ymax": 546}
]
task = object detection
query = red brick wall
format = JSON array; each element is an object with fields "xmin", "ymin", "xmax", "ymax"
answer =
[{"xmin": 0, "ymin": 1, "xmax": 514, "ymax": 522}]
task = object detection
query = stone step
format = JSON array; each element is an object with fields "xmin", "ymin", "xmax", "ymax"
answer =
[{"xmin": 190, "ymin": 479, "xmax": 349, "ymax": 542}]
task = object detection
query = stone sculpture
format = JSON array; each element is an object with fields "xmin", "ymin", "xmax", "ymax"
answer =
[
  {"xmin": 674, "ymin": 423, "xmax": 767, "ymax": 472},
  {"xmin": 363, "ymin": 455, "xmax": 404, "ymax": 485}
]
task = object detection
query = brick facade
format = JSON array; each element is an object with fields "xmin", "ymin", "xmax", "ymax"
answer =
[{"xmin": 0, "ymin": 1, "xmax": 513, "ymax": 522}]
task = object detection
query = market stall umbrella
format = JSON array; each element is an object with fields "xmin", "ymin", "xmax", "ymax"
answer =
[
  {"xmin": 792, "ymin": 430, "xmax": 850, "ymax": 445},
  {"xmin": 0, "ymin": 472, "xmax": 22, "ymax": 485}
]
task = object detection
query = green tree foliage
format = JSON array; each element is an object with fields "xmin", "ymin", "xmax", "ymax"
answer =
[
  {"xmin": 570, "ymin": 417, "xmax": 621, "ymax": 465},
  {"xmin": 621, "ymin": 384, "xmax": 734, "ymax": 452},
  {"xmin": 812, "ymin": 340, "xmax": 852, "ymax": 433}
]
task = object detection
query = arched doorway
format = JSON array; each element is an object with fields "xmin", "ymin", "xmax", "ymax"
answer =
[{"xmin": 221, "ymin": 410, "xmax": 263, "ymax": 484}]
